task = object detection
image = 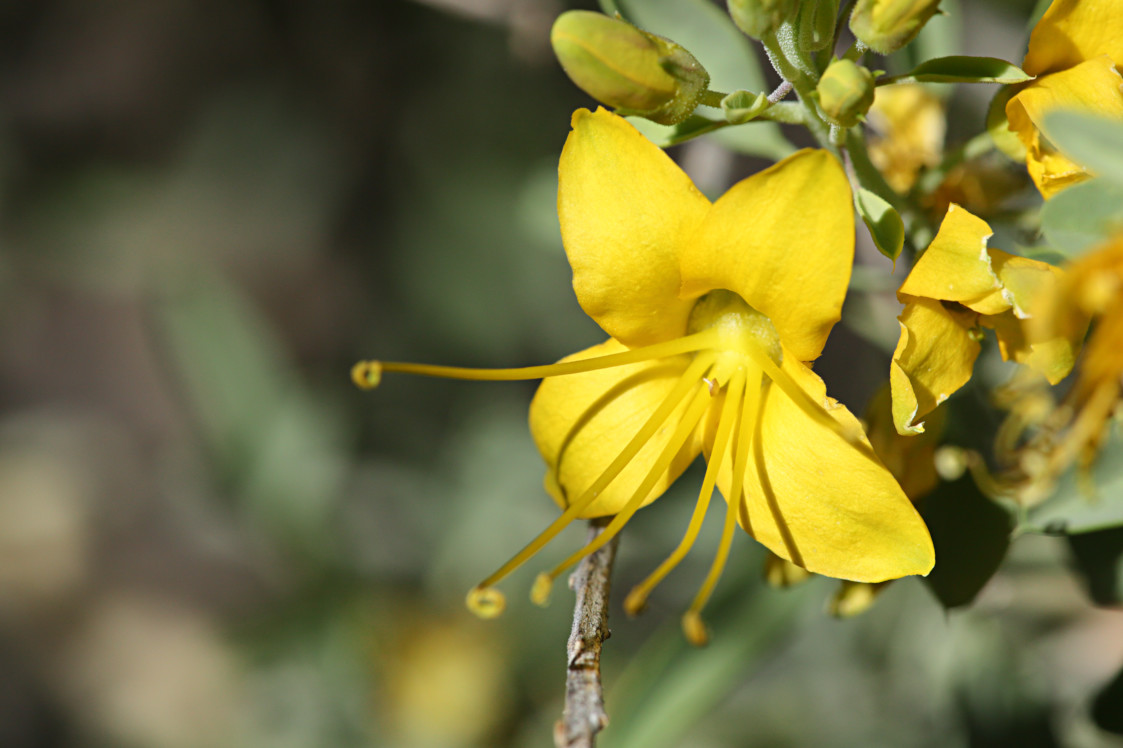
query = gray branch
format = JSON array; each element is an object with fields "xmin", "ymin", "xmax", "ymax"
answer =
[{"xmin": 554, "ymin": 520, "xmax": 619, "ymax": 748}]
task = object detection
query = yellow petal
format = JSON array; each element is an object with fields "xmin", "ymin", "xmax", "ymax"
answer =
[
  {"xmin": 897, "ymin": 205, "xmax": 1009, "ymax": 313},
  {"xmin": 712, "ymin": 355, "xmax": 935, "ymax": 582},
  {"xmin": 983, "ymin": 250, "xmax": 1080, "ymax": 384},
  {"xmin": 867, "ymin": 84, "xmax": 946, "ymax": 193},
  {"xmin": 1023, "ymin": 0, "xmax": 1123, "ymax": 76},
  {"xmin": 679, "ymin": 149, "xmax": 854, "ymax": 363},
  {"xmin": 528, "ymin": 338, "xmax": 703, "ymax": 518},
  {"xmin": 891, "ymin": 297, "xmax": 981, "ymax": 435},
  {"xmin": 558, "ymin": 108, "xmax": 710, "ymax": 347},
  {"xmin": 1006, "ymin": 58, "xmax": 1123, "ymax": 199},
  {"xmin": 829, "ymin": 581, "xmax": 890, "ymax": 618}
]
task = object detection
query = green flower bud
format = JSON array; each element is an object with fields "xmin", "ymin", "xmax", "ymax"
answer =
[
  {"xmin": 817, "ymin": 58, "xmax": 876, "ymax": 127},
  {"xmin": 798, "ymin": 0, "xmax": 841, "ymax": 51},
  {"xmin": 728, "ymin": 0, "xmax": 795, "ymax": 40},
  {"xmin": 551, "ymin": 11, "xmax": 709, "ymax": 126},
  {"xmin": 849, "ymin": 0, "xmax": 942, "ymax": 55}
]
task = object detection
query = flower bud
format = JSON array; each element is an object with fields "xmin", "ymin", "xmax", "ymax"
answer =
[
  {"xmin": 798, "ymin": 0, "xmax": 841, "ymax": 51},
  {"xmin": 728, "ymin": 0, "xmax": 795, "ymax": 40},
  {"xmin": 551, "ymin": 11, "xmax": 709, "ymax": 126},
  {"xmin": 849, "ymin": 0, "xmax": 942, "ymax": 55},
  {"xmin": 817, "ymin": 58, "xmax": 876, "ymax": 127}
]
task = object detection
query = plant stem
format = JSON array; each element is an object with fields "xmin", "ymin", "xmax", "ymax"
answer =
[{"xmin": 554, "ymin": 519, "xmax": 620, "ymax": 748}]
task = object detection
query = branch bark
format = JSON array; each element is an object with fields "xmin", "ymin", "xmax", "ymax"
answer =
[{"xmin": 554, "ymin": 520, "xmax": 619, "ymax": 748}]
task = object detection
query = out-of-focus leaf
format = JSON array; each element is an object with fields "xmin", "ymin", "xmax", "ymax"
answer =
[
  {"xmin": 883, "ymin": 56, "xmax": 1032, "ymax": 85},
  {"xmin": 155, "ymin": 272, "xmax": 346, "ymax": 552},
  {"xmin": 856, "ymin": 188, "xmax": 904, "ymax": 263},
  {"xmin": 604, "ymin": 561, "xmax": 816, "ymax": 748},
  {"xmin": 1092, "ymin": 664, "xmax": 1123, "ymax": 735},
  {"xmin": 1040, "ymin": 178, "xmax": 1123, "ymax": 255},
  {"xmin": 1042, "ymin": 110, "xmax": 1123, "ymax": 186},
  {"xmin": 1067, "ymin": 528, "xmax": 1123, "ymax": 606},
  {"xmin": 1020, "ymin": 428, "xmax": 1123, "ymax": 535},
  {"xmin": 615, "ymin": 0, "xmax": 794, "ymax": 159},
  {"xmin": 920, "ymin": 477, "xmax": 1013, "ymax": 608}
]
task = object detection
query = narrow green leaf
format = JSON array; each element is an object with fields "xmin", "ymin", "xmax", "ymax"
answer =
[
  {"xmin": 1042, "ymin": 110, "xmax": 1123, "ymax": 186},
  {"xmin": 855, "ymin": 188, "xmax": 904, "ymax": 263},
  {"xmin": 1040, "ymin": 177, "xmax": 1123, "ymax": 255},
  {"xmin": 721, "ymin": 90, "xmax": 770, "ymax": 124},
  {"xmin": 627, "ymin": 114, "xmax": 730, "ymax": 148},
  {"xmin": 882, "ymin": 56, "xmax": 1033, "ymax": 85},
  {"xmin": 615, "ymin": 0, "xmax": 794, "ymax": 159}
]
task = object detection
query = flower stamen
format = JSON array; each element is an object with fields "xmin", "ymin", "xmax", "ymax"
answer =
[
  {"xmin": 683, "ymin": 365, "xmax": 762, "ymax": 646},
  {"xmin": 532, "ymin": 373, "xmax": 715, "ymax": 605},
  {"xmin": 465, "ymin": 352, "xmax": 716, "ymax": 618},
  {"xmin": 624, "ymin": 367, "xmax": 746, "ymax": 616}
]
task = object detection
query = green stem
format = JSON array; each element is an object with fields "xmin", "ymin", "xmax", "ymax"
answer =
[
  {"xmin": 757, "ymin": 102, "xmax": 806, "ymax": 125},
  {"xmin": 844, "ymin": 129, "xmax": 934, "ymax": 248}
]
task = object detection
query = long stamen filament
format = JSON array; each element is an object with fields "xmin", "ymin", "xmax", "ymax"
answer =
[
  {"xmin": 466, "ymin": 352, "xmax": 716, "ymax": 618},
  {"xmin": 740, "ymin": 345, "xmax": 869, "ymax": 452},
  {"xmin": 683, "ymin": 366, "xmax": 762, "ymax": 646},
  {"xmin": 532, "ymin": 376, "xmax": 716, "ymax": 605},
  {"xmin": 353, "ymin": 329, "xmax": 721, "ymax": 389},
  {"xmin": 624, "ymin": 368, "xmax": 746, "ymax": 616}
]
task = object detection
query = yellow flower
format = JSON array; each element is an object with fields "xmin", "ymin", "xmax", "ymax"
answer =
[
  {"xmin": 867, "ymin": 84, "xmax": 945, "ymax": 194},
  {"xmin": 1028, "ymin": 234, "xmax": 1123, "ymax": 481},
  {"xmin": 355, "ymin": 108, "xmax": 933, "ymax": 642},
  {"xmin": 1005, "ymin": 0, "xmax": 1123, "ymax": 198},
  {"xmin": 891, "ymin": 204, "xmax": 1081, "ymax": 435}
]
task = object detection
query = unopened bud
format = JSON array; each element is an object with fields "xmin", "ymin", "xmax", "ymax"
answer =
[
  {"xmin": 551, "ymin": 11, "xmax": 709, "ymax": 125},
  {"xmin": 817, "ymin": 58, "xmax": 876, "ymax": 127},
  {"xmin": 728, "ymin": 0, "xmax": 795, "ymax": 39},
  {"xmin": 798, "ymin": 0, "xmax": 841, "ymax": 51},
  {"xmin": 849, "ymin": 0, "xmax": 942, "ymax": 55}
]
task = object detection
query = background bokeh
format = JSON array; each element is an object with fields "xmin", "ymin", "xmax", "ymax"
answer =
[{"xmin": 1, "ymin": 0, "xmax": 1121, "ymax": 746}]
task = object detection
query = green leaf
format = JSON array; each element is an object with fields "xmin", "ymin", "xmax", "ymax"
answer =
[
  {"xmin": 720, "ymin": 90, "xmax": 769, "ymax": 124},
  {"xmin": 615, "ymin": 0, "xmax": 794, "ymax": 159},
  {"xmin": 1067, "ymin": 528, "xmax": 1123, "ymax": 606},
  {"xmin": 1042, "ymin": 109, "xmax": 1123, "ymax": 186},
  {"xmin": 883, "ymin": 56, "xmax": 1033, "ymax": 85},
  {"xmin": 1019, "ymin": 426, "xmax": 1123, "ymax": 535},
  {"xmin": 855, "ymin": 188, "xmax": 904, "ymax": 263},
  {"xmin": 1040, "ymin": 177, "xmax": 1123, "ymax": 255},
  {"xmin": 920, "ymin": 476, "xmax": 1013, "ymax": 609}
]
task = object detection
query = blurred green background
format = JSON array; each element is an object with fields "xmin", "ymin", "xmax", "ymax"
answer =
[{"xmin": 0, "ymin": 1, "xmax": 1121, "ymax": 746}]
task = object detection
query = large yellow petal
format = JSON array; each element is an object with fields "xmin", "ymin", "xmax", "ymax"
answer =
[
  {"xmin": 890, "ymin": 297, "xmax": 981, "ymax": 435},
  {"xmin": 1006, "ymin": 58, "xmax": 1123, "ymax": 199},
  {"xmin": 897, "ymin": 205, "xmax": 1008, "ymax": 313},
  {"xmin": 528, "ymin": 338, "xmax": 703, "ymax": 518},
  {"xmin": 558, "ymin": 108, "xmax": 710, "ymax": 347},
  {"xmin": 1022, "ymin": 0, "xmax": 1123, "ymax": 76},
  {"xmin": 678, "ymin": 149, "xmax": 853, "ymax": 363},
  {"xmin": 711, "ymin": 355, "xmax": 934, "ymax": 582}
]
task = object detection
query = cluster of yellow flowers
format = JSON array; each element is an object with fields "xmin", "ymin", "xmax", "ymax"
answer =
[{"xmin": 354, "ymin": 0, "xmax": 1123, "ymax": 642}]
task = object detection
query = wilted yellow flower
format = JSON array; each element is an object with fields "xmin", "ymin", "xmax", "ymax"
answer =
[
  {"xmin": 867, "ymin": 84, "xmax": 945, "ymax": 194},
  {"xmin": 890, "ymin": 204, "xmax": 1081, "ymax": 435},
  {"xmin": 355, "ymin": 108, "xmax": 934, "ymax": 643},
  {"xmin": 1029, "ymin": 234, "xmax": 1123, "ymax": 480},
  {"xmin": 1005, "ymin": 0, "xmax": 1123, "ymax": 198}
]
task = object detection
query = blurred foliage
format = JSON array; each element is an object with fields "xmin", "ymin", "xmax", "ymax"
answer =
[{"xmin": 0, "ymin": 1, "xmax": 1121, "ymax": 748}]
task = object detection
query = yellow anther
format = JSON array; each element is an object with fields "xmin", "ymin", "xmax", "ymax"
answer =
[
  {"xmin": 623, "ymin": 588, "xmax": 648, "ymax": 616},
  {"xmin": 466, "ymin": 586, "xmax": 506, "ymax": 619},
  {"xmin": 531, "ymin": 573, "xmax": 554, "ymax": 607},
  {"xmin": 351, "ymin": 361, "xmax": 383, "ymax": 390},
  {"xmin": 682, "ymin": 611, "xmax": 709, "ymax": 646}
]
